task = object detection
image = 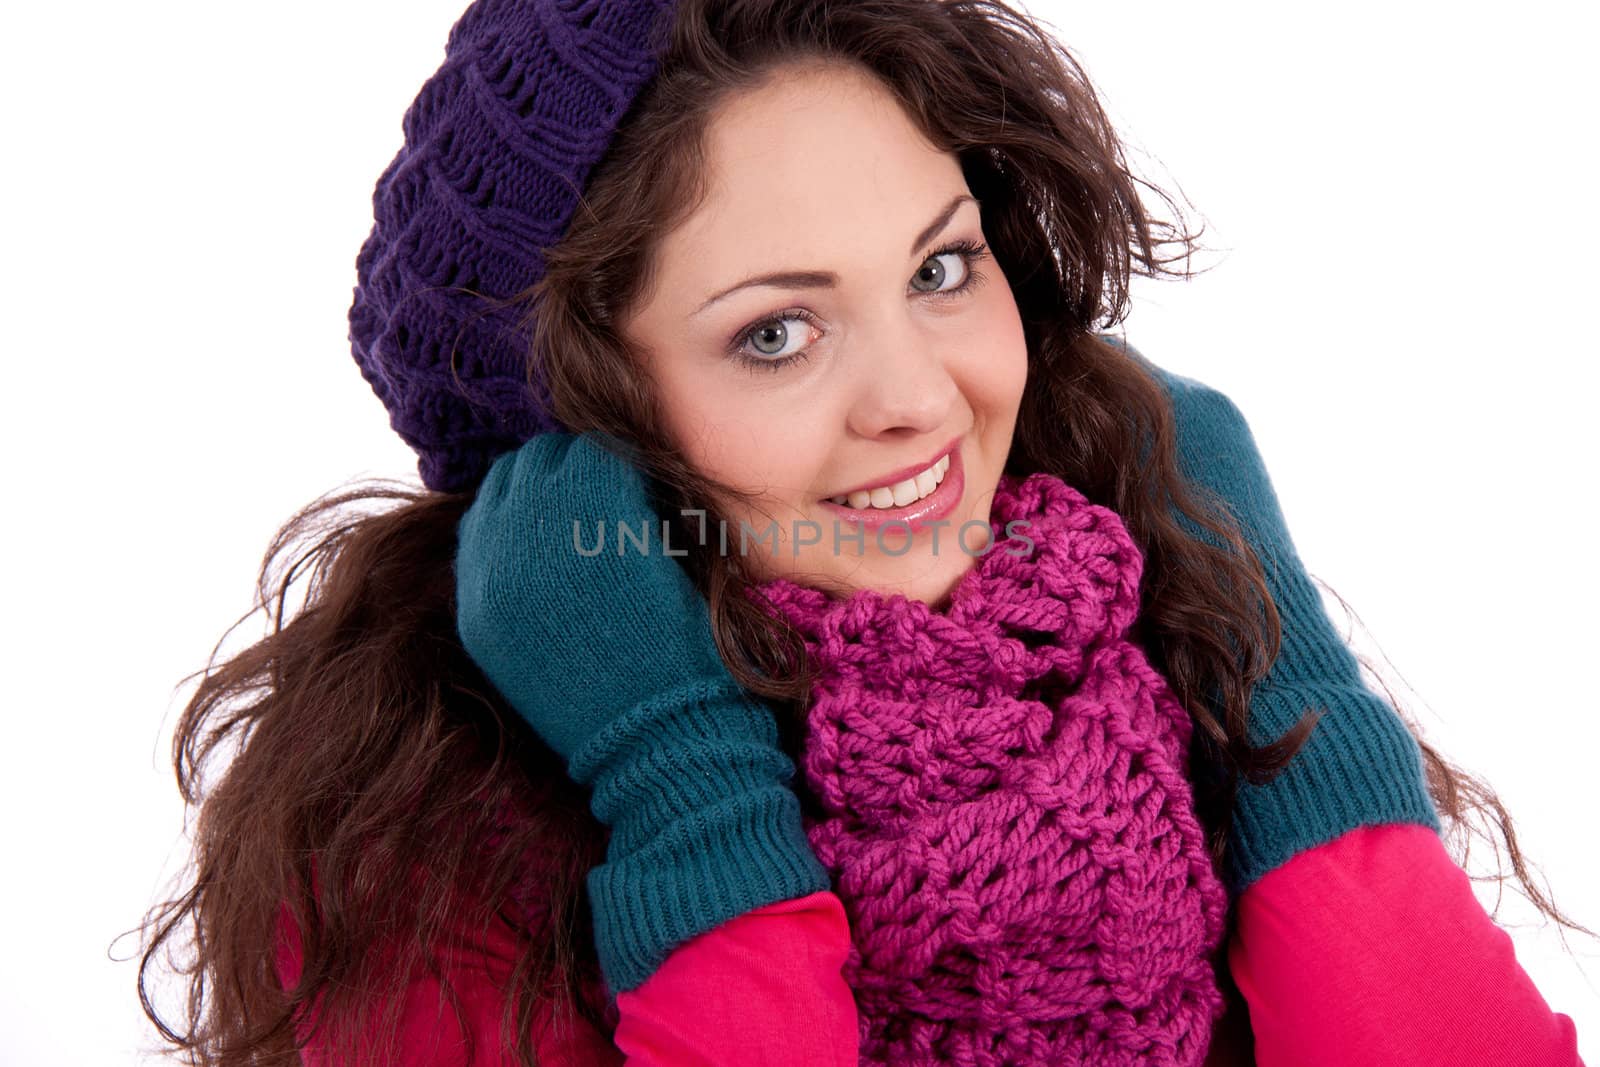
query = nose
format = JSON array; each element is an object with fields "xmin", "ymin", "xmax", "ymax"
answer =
[{"xmin": 845, "ymin": 323, "xmax": 959, "ymax": 440}]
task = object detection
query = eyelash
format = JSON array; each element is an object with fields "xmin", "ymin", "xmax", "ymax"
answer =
[{"xmin": 727, "ymin": 238, "xmax": 991, "ymax": 374}]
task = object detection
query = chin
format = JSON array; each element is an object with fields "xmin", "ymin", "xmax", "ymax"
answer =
[
  {"xmin": 848, "ymin": 550, "xmax": 979, "ymax": 607},
  {"xmin": 910, "ymin": 556, "xmax": 976, "ymax": 608}
]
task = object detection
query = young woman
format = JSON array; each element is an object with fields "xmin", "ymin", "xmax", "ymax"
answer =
[{"xmin": 136, "ymin": 1, "xmax": 1591, "ymax": 1064}]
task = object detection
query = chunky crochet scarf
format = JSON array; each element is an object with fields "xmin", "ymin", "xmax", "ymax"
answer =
[{"xmin": 751, "ymin": 471, "xmax": 1229, "ymax": 1067}]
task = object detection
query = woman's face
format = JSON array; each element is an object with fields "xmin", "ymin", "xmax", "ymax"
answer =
[{"xmin": 621, "ymin": 62, "xmax": 1029, "ymax": 607}]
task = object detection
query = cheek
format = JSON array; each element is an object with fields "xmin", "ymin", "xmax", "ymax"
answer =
[
  {"xmin": 962, "ymin": 288, "xmax": 1030, "ymax": 416},
  {"xmin": 656, "ymin": 372, "xmax": 822, "ymax": 511}
]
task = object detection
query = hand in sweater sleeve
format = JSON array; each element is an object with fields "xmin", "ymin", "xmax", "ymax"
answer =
[
  {"xmin": 1100, "ymin": 334, "xmax": 1442, "ymax": 895},
  {"xmin": 1230, "ymin": 822, "xmax": 1586, "ymax": 1066}
]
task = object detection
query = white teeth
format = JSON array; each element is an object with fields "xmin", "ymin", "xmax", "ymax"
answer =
[{"xmin": 827, "ymin": 452, "xmax": 952, "ymax": 510}]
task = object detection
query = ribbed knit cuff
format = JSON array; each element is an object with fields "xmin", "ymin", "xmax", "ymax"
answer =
[
  {"xmin": 1224, "ymin": 677, "xmax": 1443, "ymax": 896},
  {"xmin": 586, "ymin": 785, "xmax": 832, "ymax": 998},
  {"xmin": 566, "ymin": 678, "xmax": 833, "ymax": 999}
]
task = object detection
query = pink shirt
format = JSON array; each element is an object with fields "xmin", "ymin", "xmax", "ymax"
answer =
[
  {"xmin": 274, "ymin": 822, "xmax": 1586, "ymax": 1065},
  {"xmin": 1231, "ymin": 823, "xmax": 1584, "ymax": 1066}
]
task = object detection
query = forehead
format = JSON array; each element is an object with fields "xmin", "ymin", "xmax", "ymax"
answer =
[{"xmin": 663, "ymin": 64, "xmax": 968, "ymax": 268}]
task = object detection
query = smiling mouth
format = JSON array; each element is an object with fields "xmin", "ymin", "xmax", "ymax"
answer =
[
  {"xmin": 817, "ymin": 442, "xmax": 965, "ymax": 534},
  {"xmin": 826, "ymin": 452, "xmax": 951, "ymax": 510}
]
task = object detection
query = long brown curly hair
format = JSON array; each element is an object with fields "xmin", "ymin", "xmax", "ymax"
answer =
[{"xmin": 130, "ymin": 1, "xmax": 1593, "ymax": 1064}]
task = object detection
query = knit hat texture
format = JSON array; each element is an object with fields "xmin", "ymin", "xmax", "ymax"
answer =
[
  {"xmin": 347, "ymin": 0, "xmax": 676, "ymax": 493},
  {"xmin": 752, "ymin": 471, "xmax": 1230, "ymax": 1066}
]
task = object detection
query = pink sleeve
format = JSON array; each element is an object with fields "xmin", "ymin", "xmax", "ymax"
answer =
[
  {"xmin": 613, "ymin": 890, "xmax": 860, "ymax": 1066},
  {"xmin": 274, "ymin": 898, "xmax": 625, "ymax": 1066},
  {"xmin": 1228, "ymin": 822, "xmax": 1586, "ymax": 1067},
  {"xmin": 273, "ymin": 889, "xmax": 858, "ymax": 1066}
]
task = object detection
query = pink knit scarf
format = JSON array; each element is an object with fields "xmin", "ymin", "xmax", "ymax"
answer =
[{"xmin": 751, "ymin": 471, "xmax": 1229, "ymax": 1066}]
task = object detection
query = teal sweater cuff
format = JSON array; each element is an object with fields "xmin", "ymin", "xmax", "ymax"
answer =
[
  {"xmin": 1106, "ymin": 335, "xmax": 1443, "ymax": 897},
  {"xmin": 1227, "ymin": 676, "xmax": 1440, "ymax": 894},
  {"xmin": 567, "ymin": 678, "xmax": 833, "ymax": 998}
]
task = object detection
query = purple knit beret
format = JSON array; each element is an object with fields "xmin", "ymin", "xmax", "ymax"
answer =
[{"xmin": 348, "ymin": 0, "xmax": 678, "ymax": 493}]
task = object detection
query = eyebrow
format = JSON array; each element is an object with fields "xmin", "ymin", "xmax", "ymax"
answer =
[{"xmin": 691, "ymin": 193, "xmax": 979, "ymax": 317}]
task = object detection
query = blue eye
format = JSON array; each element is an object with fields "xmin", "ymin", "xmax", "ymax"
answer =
[
  {"xmin": 727, "ymin": 238, "xmax": 991, "ymax": 374},
  {"xmin": 733, "ymin": 309, "xmax": 823, "ymax": 371}
]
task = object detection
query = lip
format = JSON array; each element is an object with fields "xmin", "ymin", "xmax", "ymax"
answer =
[
  {"xmin": 818, "ymin": 439, "xmax": 965, "ymax": 534},
  {"xmin": 830, "ymin": 435, "xmax": 963, "ymax": 499}
]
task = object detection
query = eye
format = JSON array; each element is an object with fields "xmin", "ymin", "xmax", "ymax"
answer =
[
  {"xmin": 735, "ymin": 309, "xmax": 823, "ymax": 370},
  {"xmin": 727, "ymin": 239, "xmax": 991, "ymax": 375},
  {"xmin": 911, "ymin": 243, "xmax": 979, "ymax": 294}
]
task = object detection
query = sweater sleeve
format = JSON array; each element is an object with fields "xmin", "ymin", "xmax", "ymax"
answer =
[
  {"xmin": 272, "ymin": 889, "xmax": 859, "ymax": 1065},
  {"xmin": 1229, "ymin": 821, "xmax": 1586, "ymax": 1066},
  {"xmin": 272, "ymin": 897, "xmax": 624, "ymax": 1066},
  {"xmin": 1100, "ymin": 333, "xmax": 1443, "ymax": 895},
  {"xmin": 614, "ymin": 889, "xmax": 860, "ymax": 1065}
]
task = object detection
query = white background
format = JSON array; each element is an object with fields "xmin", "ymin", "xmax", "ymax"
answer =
[{"xmin": 2, "ymin": 2, "xmax": 1595, "ymax": 1063}]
